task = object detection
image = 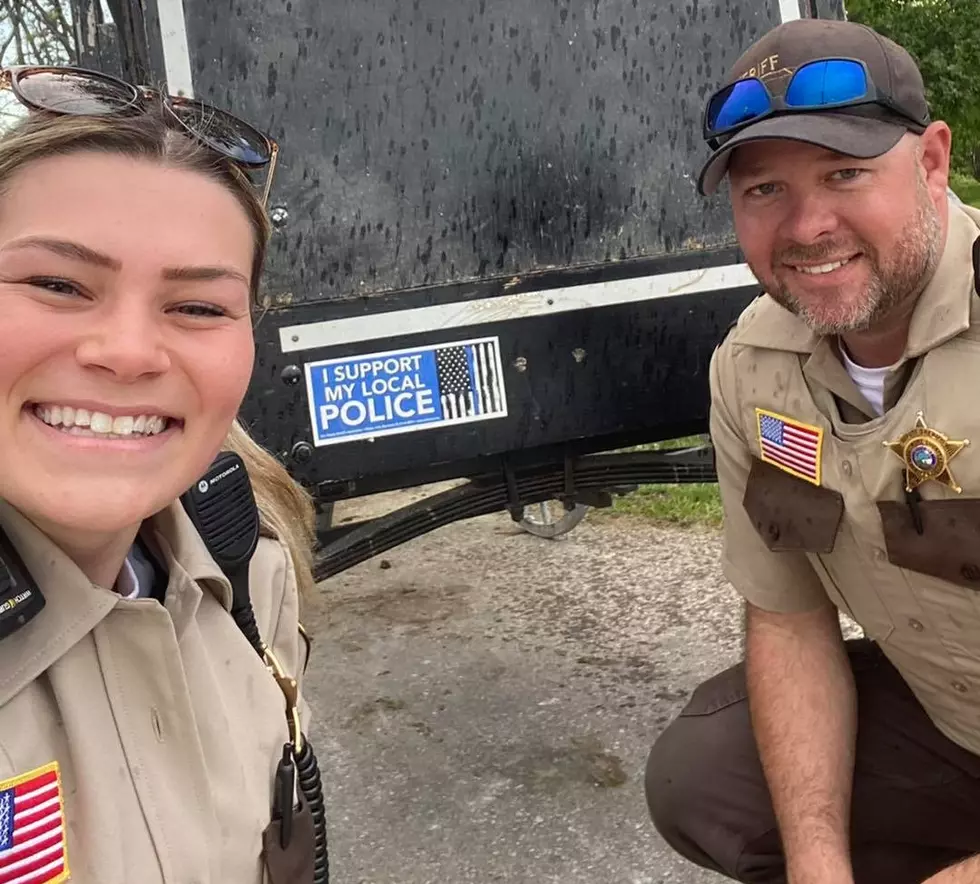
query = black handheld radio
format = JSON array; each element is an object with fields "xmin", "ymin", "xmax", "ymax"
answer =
[
  {"xmin": 181, "ymin": 451, "xmax": 330, "ymax": 884},
  {"xmin": 179, "ymin": 453, "xmax": 263, "ymax": 649},
  {"xmin": 0, "ymin": 529, "xmax": 45, "ymax": 641}
]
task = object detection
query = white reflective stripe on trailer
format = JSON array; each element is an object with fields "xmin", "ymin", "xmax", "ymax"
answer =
[
  {"xmin": 778, "ymin": 0, "xmax": 802, "ymax": 22},
  {"xmin": 278, "ymin": 262, "xmax": 761, "ymax": 353},
  {"xmin": 156, "ymin": 0, "xmax": 195, "ymax": 97}
]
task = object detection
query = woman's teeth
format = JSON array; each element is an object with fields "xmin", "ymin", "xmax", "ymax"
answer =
[{"xmin": 33, "ymin": 405, "xmax": 169, "ymax": 438}]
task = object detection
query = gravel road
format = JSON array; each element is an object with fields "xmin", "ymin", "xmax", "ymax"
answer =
[{"xmin": 300, "ymin": 487, "xmax": 743, "ymax": 884}]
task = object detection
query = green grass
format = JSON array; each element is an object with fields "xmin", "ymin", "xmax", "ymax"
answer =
[
  {"xmin": 599, "ymin": 436, "xmax": 724, "ymax": 529},
  {"xmin": 951, "ymin": 172, "xmax": 980, "ymax": 209},
  {"xmin": 608, "ymin": 481, "xmax": 723, "ymax": 528}
]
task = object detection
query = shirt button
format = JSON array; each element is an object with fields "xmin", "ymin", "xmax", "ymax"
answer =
[
  {"xmin": 841, "ymin": 460, "xmax": 853, "ymax": 476},
  {"xmin": 953, "ymin": 681, "xmax": 969, "ymax": 693},
  {"xmin": 874, "ymin": 548, "xmax": 887, "ymax": 562},
  {"xmin": 908, "ymin": 618, "xmax": 924, "ymax": 631}
]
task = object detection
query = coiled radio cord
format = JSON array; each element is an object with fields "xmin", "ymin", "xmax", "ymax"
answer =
[{"xmin": 233, "ymin": 600, "xmax": 330, "ymax": 884}]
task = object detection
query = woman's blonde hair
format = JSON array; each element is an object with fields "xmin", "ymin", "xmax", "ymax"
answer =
[{"xmin": 0, "ymin": 102, "xmax": 317, "ymax": 602}]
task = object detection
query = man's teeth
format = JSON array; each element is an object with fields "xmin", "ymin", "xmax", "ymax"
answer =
[
  {"xmin": 33, "ymin": 405, "xmax": 169, "ymax": 437},
  {"xmin": 795, "ymin": 258, "xmax": 852, "ymax": 275}
]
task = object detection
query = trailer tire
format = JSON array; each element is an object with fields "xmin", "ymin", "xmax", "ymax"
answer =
[{"xmin": 517, "ymin": 500, "xmax": 591, "ymax": 539}]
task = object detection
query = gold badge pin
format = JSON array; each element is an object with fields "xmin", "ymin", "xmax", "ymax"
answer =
[{"xmin": 883, "ymin": 411, "xmax": 970, "ymax": 493}]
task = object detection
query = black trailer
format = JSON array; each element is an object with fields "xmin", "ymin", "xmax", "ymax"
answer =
[{"xmin": 56, "ymin": 0, "xmax": 846, "ymax": 580}]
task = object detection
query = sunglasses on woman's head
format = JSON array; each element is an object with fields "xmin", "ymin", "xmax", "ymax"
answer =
[{"xmin": 0, "ymin": 65, "xmax": 279, "ymax": 208}]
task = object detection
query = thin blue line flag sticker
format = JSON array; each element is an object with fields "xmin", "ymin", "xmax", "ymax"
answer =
[{"xmin": 304, "ymin": 336, "xmax": 509, "ymax": 446}]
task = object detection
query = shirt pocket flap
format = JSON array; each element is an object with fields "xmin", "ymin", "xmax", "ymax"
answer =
[
  {"xmin": 878, "ymin": 498, "xmax": 980, "ymax": 590},
  {"xmin": 743, "ymin": 457, "xmax": 844, "ymax": 553}
]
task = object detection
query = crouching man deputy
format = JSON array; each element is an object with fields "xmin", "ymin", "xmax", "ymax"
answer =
[{"xmin": 645, "ymin": 18, "xmax": 980, "ymax": 884}]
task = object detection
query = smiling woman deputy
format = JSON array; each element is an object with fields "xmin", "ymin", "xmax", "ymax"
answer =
[{"xmin": 0, "ymin": 66, "xmax": 321, "ymax": 883}]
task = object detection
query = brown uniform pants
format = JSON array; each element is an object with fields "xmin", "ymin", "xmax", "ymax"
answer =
[{"xmin": 644, "ymin": 639, "xmax": 980, "ymax": 884}]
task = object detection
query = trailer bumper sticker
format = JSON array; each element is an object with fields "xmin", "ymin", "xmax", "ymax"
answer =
[{"xmin": 304, "ymin": 337, "xmax": 509, "ymax": 446}]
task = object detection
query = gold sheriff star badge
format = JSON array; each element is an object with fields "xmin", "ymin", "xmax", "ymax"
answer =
[{"xmin": 884, "ymin": 411, "xmax": 970, "ymax": 493}]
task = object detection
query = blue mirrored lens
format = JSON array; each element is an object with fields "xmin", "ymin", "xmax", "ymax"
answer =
[
  {"xmin": 785, "ymin": 59, "xmax": 868, "ymax": 106},
  {"xmin": 709, "ymin": 79, "xmax": 771, "ymax": 132}
]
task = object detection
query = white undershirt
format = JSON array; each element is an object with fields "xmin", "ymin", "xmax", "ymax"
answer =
[
  {"xmin": 115, "ymin": 555, "xmax": 142, "ymax": 600},
  {"xmin": 839, "ymin": 346, "xmax": 890, "ymax": 416}
]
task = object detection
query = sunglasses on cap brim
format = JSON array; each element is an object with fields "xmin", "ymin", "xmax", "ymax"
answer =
[
  {"xmin": 702, "ymin": 57, "xmax": 929, "ymax": 151},
  {"xmin": 0, "ymin": 64, "xmax": 279, "ymax": 208}
]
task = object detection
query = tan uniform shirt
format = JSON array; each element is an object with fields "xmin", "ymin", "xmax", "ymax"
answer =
[
  {"xmin": 711, "ymin": 201, "xmax": 980, "ymax": 756},
  {"xmin": 0, "ymin": 497, "xmax": 310, "ymax": 883}
]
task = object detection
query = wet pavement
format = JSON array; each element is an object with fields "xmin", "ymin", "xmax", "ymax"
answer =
[{"xmin": 301, "ymin": 490, "xmax": 739, "ymax": 884}]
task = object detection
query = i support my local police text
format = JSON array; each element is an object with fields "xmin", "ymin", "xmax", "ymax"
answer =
[{"xmin": 318, "ymin": 354, "xmax": 437, "ymax": 431}]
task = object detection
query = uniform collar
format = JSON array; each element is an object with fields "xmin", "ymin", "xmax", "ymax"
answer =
[
  {"xmin": 0, "ymin": 500, "xmax": 118, "ymax": 707},
  {"xmin": 905, "ymin": 202, "xmax": 980, "ymax": 357},
  {"xmin": 730, "ymin": 201, "xmax": 980, "ymax": 358},
  {"xmin": 0, "ymin": 498, "xmax": 233, "ymax": 707},
  {"xmin": 141, "ymin": 503, "xmax": 234, "ymax": 612}
]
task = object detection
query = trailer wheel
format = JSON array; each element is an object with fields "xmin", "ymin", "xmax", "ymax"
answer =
[{"xmin": 517, "ymin": 500, "xmax": 591, "ymax": 539}]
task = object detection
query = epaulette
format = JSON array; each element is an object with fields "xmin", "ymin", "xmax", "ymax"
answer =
[
  {"xmin": 715, "ymin": 291, "xmax": 763, "ymax": 351},
  {"xmin": 717, "ymin": 318, "xmax": 738, "ymax": 349}
]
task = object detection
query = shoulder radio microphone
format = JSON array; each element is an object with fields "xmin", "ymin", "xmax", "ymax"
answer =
[{"xmin": 181, "ymin": 451, "xmax": 330, "ymax": 884}]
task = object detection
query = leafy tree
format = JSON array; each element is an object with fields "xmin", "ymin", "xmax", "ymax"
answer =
[{"xmin": 846, "ymin": 0, "xmax": 980, "ymax": 177}]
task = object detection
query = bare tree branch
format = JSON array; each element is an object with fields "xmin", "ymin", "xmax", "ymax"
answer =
[
  {"xmin": 20, "ymin": 20, "xmax": 47, "ymax": 64},
  {"xmin": 31, "ymin": 0, "xmax": 73, "ymax": 45},
  {"xmin": 12, "ymin": 5, "xmax": 27, "ymax": 66},
  {"xmin": 0, "ymin": 29, "xmax": 16, "ymax": 64},
  {"xmin": 0, "ymin": 0, "xmax": 120, "ymax": 69},
  {"xmin": 22, "ymin": 0, "xmax": 76, "ymax": 59}
]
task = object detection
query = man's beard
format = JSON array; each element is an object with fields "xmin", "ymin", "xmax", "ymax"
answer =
[{"xmin": 750, "ymin": 178, "xmax": 943, "ymax": 336}]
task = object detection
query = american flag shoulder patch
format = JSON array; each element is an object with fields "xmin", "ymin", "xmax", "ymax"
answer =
[
  {"xmin": 755, "ymin": 408, "xmax": 824, "ymax": 485},
  {"xmin": 0, "ymin": 761, "xmax": 70, "ymax": 884}
]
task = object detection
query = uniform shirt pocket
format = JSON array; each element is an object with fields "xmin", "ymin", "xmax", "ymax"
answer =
[
  {"xmin": 742, "ymin": 457, "xmax": 845, "ymax": 553},
  {"xmin": 877, "ymin": 498, "xmax": 980, "ymax": 590}
]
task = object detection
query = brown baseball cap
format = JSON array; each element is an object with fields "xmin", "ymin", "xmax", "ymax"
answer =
[{"xmin": 697, "ymin": 18, "xmax": 931, "ymax": 196}]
